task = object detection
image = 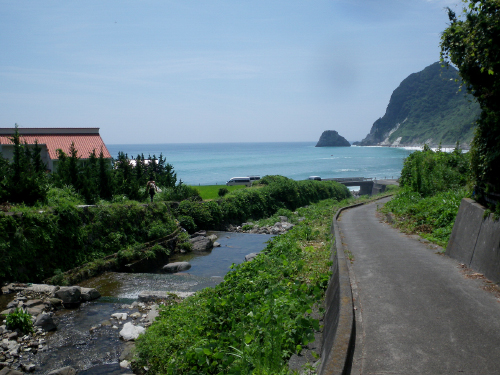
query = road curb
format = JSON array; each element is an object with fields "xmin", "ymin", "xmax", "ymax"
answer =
[{"xmin": 318, "ymin": 195, "xmax": 393, "ymax": 375}]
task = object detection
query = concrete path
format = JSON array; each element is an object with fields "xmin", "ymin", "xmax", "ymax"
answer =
[{"xmin": 338, "ymin": 197, "xmax": 500, "ymax": 375}]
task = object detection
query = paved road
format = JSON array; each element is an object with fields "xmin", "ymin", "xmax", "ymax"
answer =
[{"xmin": 338, "ymin": 198, "xmax": 500, "ymax": 375}]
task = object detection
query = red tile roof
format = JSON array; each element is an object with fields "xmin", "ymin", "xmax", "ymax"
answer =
[{"xmin": 0, "ymin": 134, "xmax": 112, "ymax": 160}]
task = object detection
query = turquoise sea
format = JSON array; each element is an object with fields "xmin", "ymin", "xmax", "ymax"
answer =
[{"xmin": 106, "ymin": 142, "xmax": 413, "ymax": 186}]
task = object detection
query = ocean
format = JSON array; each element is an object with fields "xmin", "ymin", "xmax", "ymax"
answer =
[{"xmin": 106, "ymin": 142, "xmax": 413, "ymax": 186}]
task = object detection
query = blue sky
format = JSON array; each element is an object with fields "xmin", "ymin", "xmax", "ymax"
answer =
[{"xmin": 0, "ymin": 0, "xmax": 461, "ymax": 144}]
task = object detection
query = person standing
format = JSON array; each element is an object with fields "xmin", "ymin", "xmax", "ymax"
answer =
[{"xmin": 146, "ymin": 177, "xmax": 156, "ymax": 203}]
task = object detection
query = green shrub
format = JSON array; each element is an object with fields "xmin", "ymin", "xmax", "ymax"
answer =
[
  {"xmin": 385, "ymin": 146, "xmax": 472, "ymax": 247},
  {"xmin": 399, "ymin": 146, "xmax": 470, "ymax": 197},
  {"xmin": 173, "ymin": 175, "xmax": 350, "ymax": 230},
  {"xmin": 177, "ymin": 215, "xmax": 196, "ymax": 233},
  {"xmin": 0, "ymin": 202, "xmax": 178, "ymax": 284},
  {"xmin": 218, "ymin": 187, "xmax": 229, "ymax": 197},
  {"xmin": 6, "ymin": 307, "xmax": 33, "ymax": 334}
]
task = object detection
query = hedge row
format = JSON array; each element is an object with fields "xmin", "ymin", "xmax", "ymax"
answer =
[
  {"xmin": 175, "ymin": 175, "xmax": 351, "ymax": 232},
  {"xmin": 0, "ymin": 202, "xmax": 178, "ymax": 284}
]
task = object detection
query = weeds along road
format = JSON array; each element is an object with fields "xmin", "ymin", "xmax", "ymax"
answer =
[{"xmin": 338, "ymin": 197, "xmax": 500, "ymax": 375}]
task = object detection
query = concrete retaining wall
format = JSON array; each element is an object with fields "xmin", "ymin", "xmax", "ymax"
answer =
[
  {"xmin": 317, "ymin": 204, "xmax": 361, "ymax": 375},
  {"xmin": 446, "ymin": 198, "xmax": 500, "ymax": 284}
]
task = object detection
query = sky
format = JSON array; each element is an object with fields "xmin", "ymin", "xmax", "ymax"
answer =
[{"xmin": 0, "ymin": 0, "xmax": 463, "ymax": 144}]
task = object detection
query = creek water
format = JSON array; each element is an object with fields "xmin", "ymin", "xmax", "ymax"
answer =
[{"xmin": 17, "ymin": 232, "xmax": 274, "ymax": 374}]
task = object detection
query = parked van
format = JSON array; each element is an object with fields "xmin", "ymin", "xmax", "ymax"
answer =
[
  {"xmin": 226, "ymin": 177, "xmax": 252, "ymax": 187},
  {"xmin": 308, "ymin": 176, "xmax": 321, "ymax": 181}
]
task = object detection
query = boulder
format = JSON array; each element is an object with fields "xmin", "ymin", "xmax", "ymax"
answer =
[
  {"xmin": 245, "ymin": 253, "xmax": 258, "ymax": 262},
  {"xmin": 48, "ymin": 298, "xmax": 63, "ymax": 309},
  {"xmin": 111, "ymin": 313, "xmax": 128, "ymax": 320},
  {"xmin": 21, "ymin": 363, "xmax": 36, "ymax": 373},
  {"xmin": 80, "ymin": 287, "xmax": 101, "ymax": 302},
  {"xmin": 27, "ymin": 306, "xmax": 44, "ymax": 316},
  {"xmin": 0, "ymin": 368, "xmax": 24, "ymax": 375},
  {"xmin": 24, "ymin": 299, "xmax": 44, "ymax": 308},
  {"xmin": 119, "ymin": 322, "xmax": 145, "ymax": 341},
  {"xmin": 34, "ymin": 314, "xmax": 57, "ymax": 332},
  {"xmin": 25, "ymin": 284, "xmax": 59, "ymax": 295},
  {"xmin": 163, "ymin": 262, "xmax": 191, "ymax": 273},
  {"xmin": 191, "ymin": 230, "xmax": 206, "ymax": 237},
  {"xmin": 54, "ymin": 286, "xmax": 81, "ymax": 307},
  {"xmin": 138, "ymin": 291, "xmax": 171, "ymax": 302},
  {"xmin": 47, "ymin": 367, "xmax": 77, "ymax": 375},
  {"xmin": 207, "ymin": 234, "xmax": 217, "ymax": 241},
  {"xmin": 213, "ymin": 242, "xmax": 221, "ymax": 247},
  {"xmin": 189, "ymin": 236, "xmax": 213, "ymax": 252},
  {"xmin": 279, "ymin": 216, "xmax": 288, "ymax": 222}
]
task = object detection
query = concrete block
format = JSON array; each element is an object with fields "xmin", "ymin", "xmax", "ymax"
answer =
[
  {"xmin": 445, "ymin": 198, "xmax": 484, "ymax": 266},
  {"xmin": 469, "ymin": 212, "xmax": 500, "ymax": 284}
]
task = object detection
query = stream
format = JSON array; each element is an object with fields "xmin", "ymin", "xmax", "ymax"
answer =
[{"xmin": 15, "ymin": 232, "xmax": 274, "ymax": 374}]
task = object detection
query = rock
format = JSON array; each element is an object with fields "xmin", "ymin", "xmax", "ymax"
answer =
[
  {"xmin": 191, "ymin": 230, "xmax": 206, "ymax": 237},
  {"xmin": 162, "ymin": 262, "xmax": 191, "ymax": 273},
  {"xmin": 189, "ymin": 236, "xmax": 213, "ymax": 252},
  {"xmin": 130, "ymin": 312, "xmax": 142, "ymax": 319},
  {"xmin": 47, "ymin": 366, "xmax": 77, "ymax": 375},
  {"xmin": 48, "ymin": 298, "xmax": 63, "ymax": 308},
  {"xmin": 138, "ymin": 291, "xmax": 171, "ymax": 302},
  {"xmin": 24, "ymin": 299, "xmax": 43, "ymax": 308},
  {"xmin": 245, "ymin": 253, "xmax": 258, "ymax": 262},
  {"xmin": 54, "ymin": 286, "xmax": 81, "ymax": 307},
  {"xmin": 21, "ymin": 363, "xmax": 36, "ymax": 372},
  {"xmin": 315, "ymin": 130, "xmax": 350, "ymax": 147},
  {"xmin": 145, "ymin": 305, "xmax": 159, "ymax": 325},
  {"xmin": 279, "ymin": 216, "xmax": 288, "ymax": 222},
  {"xmin": 111, "ymin": 313, "xmax": 128, "ymax": 320},
  {"xmin": 34, "ymin": 314, "xmax": 57, "ymax": 332},
  {"xmin": 120, "ymin": 360, "xmax": 130, "ymax": 368},
  {"xmin": 207, "ymin": 234, "xmax": 217, "ymax": 241},
  {"xmin": 0, "ymin": 283, "xmax": 30, "ymax": 295},
  {"xmin": 25, "ymin": 284, "xmax": 59, "ymax": 295},
  {"xmin": 27, "ymin": 307, "xmax": 44, "ymax": 316},
  {"xmin": 80, "ymin": 287, "xmax": 101, "ymax": 302},
  {"xmin": 213, "ymin": 242, "xmax": 221, "ymax": 247},
  {"xmin": 120, "ymin": 341, "xmax": 136, "ymax": 361},
  {"xmin": 0, "ymin": 309, "xmax": 13, "ymax": 316},
  {"xmin": 281, "ymin": 223, "xmax": 294, "ymax": 230},
  {"xmin": 0, "ymin": 368, "xmax": 24, "ymax": 375},
  {"xmin": 119, "ymin": 322, "xmax": 145, "ymax": 341}
]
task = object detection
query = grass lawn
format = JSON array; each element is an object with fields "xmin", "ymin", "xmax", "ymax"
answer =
[{"xmin": 190, "ymin": 184, "xmax": 247, "ymax": 200}]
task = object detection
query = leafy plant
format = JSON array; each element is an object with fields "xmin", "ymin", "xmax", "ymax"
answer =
[
  {"xmin": 440, "ymin": 0, "xmax": 500, "ymax": 206},
  {"xmin": 6, "ymin": 307, "xmax": 33, "ymax": 334},
  {"xmin": 218, "ymin": 187, "xmax": 229, "ymax": 197}
]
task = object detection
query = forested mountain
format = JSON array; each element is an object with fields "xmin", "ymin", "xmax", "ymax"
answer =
[{"xmin": 355, "ymin": 62, "xmax": 480, "ymax": 147}]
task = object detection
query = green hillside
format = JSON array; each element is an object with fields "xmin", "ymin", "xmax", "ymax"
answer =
[{"xmin": 356, "ymin": 62, "xmax": 480, "ymax": 147}]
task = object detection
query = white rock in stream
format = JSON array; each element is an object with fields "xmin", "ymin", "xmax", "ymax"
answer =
[
  {"xmin": 120, "ymin": 322, "xmax": 145, "ymax": 341},
  {"xmin": 111, "ymin": 313, "xmax": 128, "ymax": 320}
]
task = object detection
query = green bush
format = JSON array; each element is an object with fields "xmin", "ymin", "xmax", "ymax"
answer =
[
  {"xmin": 385, "ymin": 146, "xmax": 472, "ymax": 247},
  {"xmin": 218, "ymin": 187, "xmax": 229, "ymax": 197},
  {"xmin": 6, "ymin": 307, "xmax": 33, "ymax": 334},
  {"xmin": 173, "ymin": 175, "xmax": 350, "ymax": 230},
  {"xmin": 0, "ymin": 202, "xmax": 178, "ymax": 284},
  {"xmin": 399, "ymin": 146, "xmax": 470, "ymax": 197}
]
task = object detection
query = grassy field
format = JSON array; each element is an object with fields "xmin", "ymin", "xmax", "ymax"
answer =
[{"xmin": 190, "ymin": 184, "xmax": 247, "ymax": 200}]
